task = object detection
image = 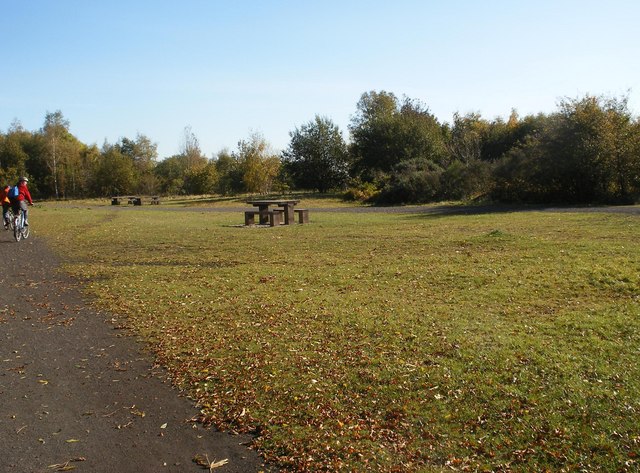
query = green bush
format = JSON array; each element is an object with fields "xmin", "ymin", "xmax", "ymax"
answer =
[
  {"xmin": 440, "ymin": 159, "xmax": 493, "ymax": 200},
  {"xmin": 376, "ymin": 158, "xmax": 442, "ymax": 204}
]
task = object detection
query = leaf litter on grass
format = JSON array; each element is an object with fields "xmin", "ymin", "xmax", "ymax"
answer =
[{"xmin": 34, "ymin": 208, "xmax": 640, "ymax": 472}]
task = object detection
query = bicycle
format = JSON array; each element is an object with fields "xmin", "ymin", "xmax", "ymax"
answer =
[{"xmin": 13, "ymin": 207, "xmax": 29, "ymax": 241}]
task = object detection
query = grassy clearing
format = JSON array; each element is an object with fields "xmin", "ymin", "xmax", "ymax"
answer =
[{"xmin": 32, "ymin": 204, "xmax": 640, "ymax": 472}]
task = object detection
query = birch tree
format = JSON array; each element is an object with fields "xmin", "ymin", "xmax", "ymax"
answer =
[{"xmin": 41, "ymin": 110, "xmax": 70, "ymax": 199}]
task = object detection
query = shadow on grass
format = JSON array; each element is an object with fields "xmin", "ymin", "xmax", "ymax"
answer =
[
  {"xmin": 165, "ymin": 195, "xmax": 243, "ymax": 206},
  {"xmin": 405, "ymin": 203, "xmax": 545, "ymax": 219},
  {"xmin": 400, "ymin": 203, "xmax": 640, "ymax": 220}
]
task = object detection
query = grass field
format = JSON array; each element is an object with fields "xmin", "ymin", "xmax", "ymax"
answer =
[{"xmin": 32, "ymin": 202, "xmax": 640, "ymax": 472}]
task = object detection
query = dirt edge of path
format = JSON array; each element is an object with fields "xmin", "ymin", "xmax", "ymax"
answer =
[{"xmin": 0, "ymin": 234, "xmax": 274, "ymax": 473}]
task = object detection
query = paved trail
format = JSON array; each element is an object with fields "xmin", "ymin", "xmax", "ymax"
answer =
[{"xmin": 0, "ymin": 232, "xmax": 269, "ymax": 472}]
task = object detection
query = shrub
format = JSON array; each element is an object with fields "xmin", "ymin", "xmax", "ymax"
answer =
[
  {"xmin": 440, "ymin": 159, "xmax": 494, "ymax": 200},
  {"xmin": 376, "ymin": 158, "xmax": 442, "ymax": 204},
  {"xmin": 343, "ymin": 180, "xmax": 380, "ymax": 202}
]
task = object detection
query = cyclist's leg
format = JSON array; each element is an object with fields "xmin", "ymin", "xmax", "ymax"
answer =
[
  {"xmin": 11, "ymin": 202, "xmax": 20, "ymax": 222},
  {"xmin": 2, "ymin": 203, "xmax": 9, "ymax": 225},
  {"xmin": 20, "ymin": 200, "xmax": 28, "ymax": 225}
]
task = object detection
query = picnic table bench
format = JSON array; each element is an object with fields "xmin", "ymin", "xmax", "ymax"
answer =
[
  {"xmin": 111, "ymin": 196, "xmax": 160, "ymax": 206},
  {"xmin": 111, "ymin": 195, "xmax": 133, "ymax": 205},
  {"xmin": 294, "ymin": 208, "xmax": 309, "ymax": 223},
  {"xmin": 244, "ymin": 209, "xmax": 284, "ymax": 227},
  {"xmin": 244, "ymin": 199, "xmax": 309, "ymax": 226}
]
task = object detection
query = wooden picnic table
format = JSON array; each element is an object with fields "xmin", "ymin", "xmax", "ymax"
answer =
[{"xmin": 246, "ymin": 199, "xmax": 299, "ymax": 225}]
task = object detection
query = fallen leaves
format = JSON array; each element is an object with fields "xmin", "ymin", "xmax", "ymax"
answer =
[
  {"xmin": 26, "ymin": 209, "xmax": 640, "ymax": 472},
  {"xmin": 48, "ymin": 458, "xmax": 85, "ymax": 471},
  {"xmin": 193, "ymin": 454, "xmax": 229, "ymax": 471},
  {"xmin": 209, "ymin": 458, "xmax": 230, "ymax": 470}
]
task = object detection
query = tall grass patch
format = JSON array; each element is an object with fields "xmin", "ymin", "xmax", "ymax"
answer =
[{"xmin": 33, "ymin": 206, "xmax": 640, "ymax": 472}]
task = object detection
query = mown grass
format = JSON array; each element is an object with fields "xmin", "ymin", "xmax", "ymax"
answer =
[
  {"xmin": 31, "ymin": 204, "xmax": 640, "ymax": 472},
  {"xmin": 57, "ymin": 191, "xmax": 368, "ymax": 208}
]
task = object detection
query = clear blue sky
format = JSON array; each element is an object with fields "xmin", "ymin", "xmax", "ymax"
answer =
[{"xmin": 2, "ymin": 0, "xmax": 639, "ymax": 159}]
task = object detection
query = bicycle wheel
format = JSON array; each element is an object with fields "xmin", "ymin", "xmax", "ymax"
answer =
[
  {"xmin": 14, "ymin": 219, "xmax": 21, "ymax": 241},
  {"xmin": 6, "ymin": 209, "xmax": 14, "ymax": 231},
  {"xmin": 22, "ymin": 224, "xmax": 30, "ymax": 239}
]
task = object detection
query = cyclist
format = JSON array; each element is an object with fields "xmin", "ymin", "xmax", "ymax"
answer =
[
  {"xmin": 10, "ymin": 177, "xmax": 33, "ymax": 226},
  {"xmin": 1, "ymin": 185, "xmax": 11, "ymax": 228}
]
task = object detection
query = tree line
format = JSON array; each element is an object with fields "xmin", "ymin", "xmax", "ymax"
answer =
[{"xmin": 2, "ymin": 91, "xmax": 639, "ymax": 204}]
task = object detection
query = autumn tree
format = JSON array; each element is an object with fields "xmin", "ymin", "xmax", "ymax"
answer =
[
  {"xmin": 349, "ymin": 91, "xmax": 448, "ymax": 180},
  {"xmin": 440, "ymin": 112, "xmax": 494, "ymax": 200},
  {"xmin": 543, "ymin": 94, "xmax": 640, "ymax": 203},
  {"xmin": 0, "ymin": 120, "xmax": 32, "ymax": 183},
  {"xmin": 211, "ymin": 149, "xmax": 242, "ymax": 195},
  {"xmin": 116, "ymin": 134, "xmax": 159, "ymax": 194},
  {"xmin": 492, "ymin": 94, "xmax": 640, "ymax": 203},
  {"xmin": 75, "ymin": 144, "xmax": 101, "ymax": 197},
  {"xmin": 283, "ymin": 115, "xmax": 350, "ymax": 192},
  {"xmin": 184, "ymin": 162, "xmax": 219, "ymax": 195},
  {"xmin": 236, "ymin": 133, "xmax": 281, "ymax": 194},
  {"xmin": 181, "ymin": 126, "xmax": 208, "ymax": 171},
  {"xmin": 92, "ymin": 142, "xmax": 137, "ymax": 196},
  {"xmin": 117, "ymin": 134, "xmax": 157, "ymax": 172},
  {"xmin": 154, "ymin": 155, "xmax": 186, "ymax": 195},
  {"xmin": 446, "ymin": 112, "xmax": 486, "ymax": 164},
  {"xmin": 481, "ymin": 111, "xmax": 547, "ymax": 163},
  {"xmin": 41, "ymin": 111, "xmax": 74, "ymax": 198}
]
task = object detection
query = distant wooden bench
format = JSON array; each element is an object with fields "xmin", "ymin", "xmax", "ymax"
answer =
[
  {"xmin": 112, "ymin": 195, "xmax": 144, "ymax": 205},
  {"xmin": 294, "ymin": 208, "xmax": 309, "ymax": 224},
  {"xmin": 111, "ymin": 196, "xmax": 138, "ymax": 205}
]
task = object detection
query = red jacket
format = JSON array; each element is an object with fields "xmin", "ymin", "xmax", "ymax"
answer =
[{"xmin": 16, "ymin": 182, "xmax": 33, "ymax": 204}]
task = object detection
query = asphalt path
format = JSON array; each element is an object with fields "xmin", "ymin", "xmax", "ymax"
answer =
[{"xmin": 0, "ymin": 231, "xmax": 270, "ymax": 472}]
